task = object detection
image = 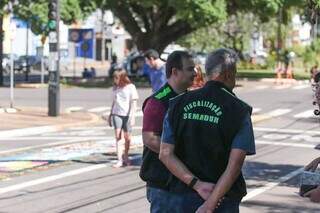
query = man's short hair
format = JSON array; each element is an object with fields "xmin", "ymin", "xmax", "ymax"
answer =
[
  {"xmin": 166, "ymin": 51, "xmax": 193, "ymax": 78},
  {"xmin": 205, "ymin": 48, "xmax": 238, "ymax": 77},
  {"xmin": 144, "ymin": 49, "xmax": 159, "ymax": 60}
]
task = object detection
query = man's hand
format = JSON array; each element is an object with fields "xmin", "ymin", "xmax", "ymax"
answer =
[
  {"xmin": 305, "ymin": 157, "xmax": 320, "ymax": 172},
  {"xmin": 304, "ymin": 186, "xmax": 320, "ymax": 202},
  {"xmin": 195, "ymin": 204, "xmax": 213, "ymax": 213},
  {"xmin": 195, "ymin": 197, "xmax": 224, "ymax": 213},
  {"xmin": 193, "ymin": 180, "xmax": 215, "ymax": 200}
]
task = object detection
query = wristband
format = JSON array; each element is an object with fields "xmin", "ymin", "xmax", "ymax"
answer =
[{"xmin": 188, "ymin": 177, "xmax": 198, "ymax": 188}]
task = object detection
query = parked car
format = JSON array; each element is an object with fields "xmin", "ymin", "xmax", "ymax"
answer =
[
  {"xmin": 1, "ymin": 54, "xmax": 19, "ymax": 75},
  {"xmin": 14, "ymin": 55, "xmax": 48, "ymax": 72}
]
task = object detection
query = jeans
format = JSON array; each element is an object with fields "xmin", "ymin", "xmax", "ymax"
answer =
[
  {"xmin": 146, "ymin": 187, "xmax": 183, "ymax": 213},
  {"xmin": 180, "ymin": 192, "xmax": 240, "ymax": 213}
]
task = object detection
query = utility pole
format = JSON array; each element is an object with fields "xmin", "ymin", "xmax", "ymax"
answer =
[
  {"xmin": 101, "ymin": 9, "xmax": 105, "ymax": 64},
  {"xmin": 276, "ymin": 6, "xmax": 282, "ymax": 62},
  {"xmin": 48, "ymin": 0, "xmax": 60, "ymax": 116}
]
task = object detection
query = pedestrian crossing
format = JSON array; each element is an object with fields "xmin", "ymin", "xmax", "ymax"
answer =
[
  {"xmin": 65, "ymin": 105, "xmax": 318, "ymax": 119},
  {"xmin": 235, "ymin": 83, "xmax": 310, "ymax": 91},
  {"xmin": 65, "ymin": 106, "xmax": 144, "ymax": 117}
]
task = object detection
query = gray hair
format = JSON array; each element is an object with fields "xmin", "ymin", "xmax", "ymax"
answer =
[{"xmin": 205, "ymin": 48, "xmax": 238, "ymax": 77}]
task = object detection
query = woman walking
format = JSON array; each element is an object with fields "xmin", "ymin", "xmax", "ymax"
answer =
[{"xmin": 108, "ymin": 69, "xmax": 139, "ymax": 167}]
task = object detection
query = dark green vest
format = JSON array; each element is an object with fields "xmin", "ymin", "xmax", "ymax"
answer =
[
  {"xmin": 168, "ymin": 81, "xmax": 252, "ymax": 199},
  {"xmin": 139, "ymin": 83, "xmax": 177, "ymax": 189}
]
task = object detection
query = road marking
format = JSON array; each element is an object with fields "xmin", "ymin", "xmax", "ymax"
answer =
[
  {"xmin": 0, "ymin": 164, "xmax": 107, "ymax": 195},
  {"xmin": 0, "ymin": 126, "xmax": 59, "ymax": 138},
  {"xmin": 252, "ymin": 108, "xmax": 261, "ymax": 114},
  {"xmin": 255, "ymin": 85, "xmax": 269, "ymax": 90},
  {"xmin": 64, "ymin": 107, "xmax": 84, "ymax": 113},
  {"xmin": 0, "ymin": 138, "xmax": 97, "ymax": 155},
  {"xmin": 267, "ymin": 109, "xmax": 291, "ymax": 117},
  {"xmin": 0, "ymin": 137, "xmax": 111, "ymax": 141},
  {"xmin": 293, "ymin": 110, "xmax": 315, "ymax": 118},
  {"xmin": 254, "ymin": 127, "xmax": 320, "ymax": 135},
  {"xmin": 274, "ymin": 85, "xmax": 291, "ymax": 90},
  {"xmin": 292, "ymin": 85, "xmax": 310, "ymax": 90},
  {"xmin": 88, "ymin": 107, "xmax": 110, "ymax": 113},
  {"xmin": 256, "ymin": 140, "xmax": 315, "ymax": 148},
  {"xmin": 243, "ymin": 168, "xmax": 304, "ymax": 201}
]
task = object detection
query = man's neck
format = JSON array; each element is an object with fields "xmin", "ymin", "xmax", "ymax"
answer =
[
  {"xmin": 167, "ymin": 79, "xmax": 185, "ymax": 94},
  {"xmin": 154, "ymin": 59, "xmax": 164, "ymax": 70}
]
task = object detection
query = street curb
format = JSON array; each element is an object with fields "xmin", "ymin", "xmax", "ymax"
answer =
[
  {"xmin": 0, "ymin": 112, "xmax": 101, "ymax": 138},
  {"xmin": 15, "ymin": 83, "xmax": 48, "ymax": 89}
]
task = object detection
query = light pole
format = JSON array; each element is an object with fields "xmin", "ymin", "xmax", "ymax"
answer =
[{"xmin": 48, "ymin": 0, "xmax": 60, "ymax": 116}]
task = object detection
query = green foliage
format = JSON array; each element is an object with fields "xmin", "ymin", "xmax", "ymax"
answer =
[{"xmin": 11, "ymin": 0, "xmax": 84, "ymax": 35}]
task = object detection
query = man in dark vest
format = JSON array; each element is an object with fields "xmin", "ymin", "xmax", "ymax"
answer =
[
  {"xmin": 159, "ymin": 48, "xmax": 255, "ymax": 213},
  {"xmin": 140, "ymin": 50, "xmax": 197, "ymax": 212}
]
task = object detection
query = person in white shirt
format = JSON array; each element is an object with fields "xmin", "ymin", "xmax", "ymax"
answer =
[{"xmin": 108, "ymin": 69, "xmax": 139, "ymax": 168}]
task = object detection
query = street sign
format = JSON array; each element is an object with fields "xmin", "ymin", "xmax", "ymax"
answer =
[{"xmin": 69, "ymin": 30, "xmax": 80, "ymax": 42}]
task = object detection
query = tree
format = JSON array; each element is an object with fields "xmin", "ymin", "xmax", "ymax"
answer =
[
  {"xmin": 85, "ymin": 0, "xmax": 308, "ymax": 54},
  {"xmin": 178, "ymin": 12, "xmax": 257, "ymax": 58},
  {"xmin": 13, "ymin": 0, "xmax": 83, "ymax": 36},
  {"xmin": 0, "ymin": 0, "xmax": 87, "ymax": 86},
  {"xmin": 178, "ymin": 0, "xmax": 306, "ymax": 58},
  {"xmin": 88, "ymin": 0, "xmax": 227, "ymax": 53},
  {"xmin": 0, "ymin": 0, "xmax": 14, "ymax": 86}
]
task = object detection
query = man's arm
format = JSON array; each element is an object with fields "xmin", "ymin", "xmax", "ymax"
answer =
[
  {"xmin": 142, "ymin": 98, "xmax": 166, "ymax": 153},
  {"xmin": 142, "ymin": 132, "xmax": 161, "ymax": 153},
  {"xmin": 196, "ymin": 149, "xmax": 246, "ymax": 212},
  {"xmin": 159, "ymin": 143, "xmax": 214, "ymax": 200}
]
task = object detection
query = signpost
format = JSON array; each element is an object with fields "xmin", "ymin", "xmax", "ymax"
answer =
[{"xmin": 10, "ymin": 18, "xmax": 16, "ymax": 109}]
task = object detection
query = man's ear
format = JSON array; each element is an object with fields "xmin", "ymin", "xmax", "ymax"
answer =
[{"xmin": 171, "ymin": 68, "xmax": 179, "ymax": 76}]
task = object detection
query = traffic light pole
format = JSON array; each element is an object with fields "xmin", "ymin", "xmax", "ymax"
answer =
[{"xmin": 48, "ymin": 0, "xmax": 60, "ymax": 116}]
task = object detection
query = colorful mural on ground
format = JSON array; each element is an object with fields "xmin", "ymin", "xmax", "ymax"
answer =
[
  {"xmin": 0, "ymin": 161, "xmax": 49, "ymax": 172},
  {"xmin": 0, "ymin": 135, "xmax": 142, "ymax": 174}
]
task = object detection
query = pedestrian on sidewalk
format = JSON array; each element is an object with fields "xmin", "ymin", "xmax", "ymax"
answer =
[
  {"xmin": 274, "ymin": 61, "xmax": 284, "ymax": 84},
  {"xmin": 144, "ymin": 49, "xmax": 167, "ymax": 93},
  {"xmin": 108, "ymin": 69, "xmax": 139, "ymax": 168},
  {"xmin": 140, "ymin": 51, "xmax": 196, "ymax": 212},
  {"xmin": 159, "ymin": 48, "xmax": 256, "ymax": 213},
  {"xmin": 284, "ymin": 51, "xmax": 295, "ymax": 83}
]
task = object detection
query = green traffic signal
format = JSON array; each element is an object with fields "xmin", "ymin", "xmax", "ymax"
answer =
[{"xmin": 48, "ymin": 20, "xmax": 57, "ymax": 30}]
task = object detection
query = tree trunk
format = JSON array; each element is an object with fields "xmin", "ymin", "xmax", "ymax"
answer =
[{"xmin": 0, "ymin": 15, "xmax": 4, "ymax": 86}]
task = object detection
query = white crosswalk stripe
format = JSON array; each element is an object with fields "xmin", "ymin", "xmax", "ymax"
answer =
[
  {"xmin": 292, "ymin": 85, "xmax": 310, "ymax": 90},
  {"xmin": 252, "ymin": 108, "xmax": 261, "ymax": 114},
  {"xmin": 88, "ymin": 107, "xmax": 111, "ymax": 113},
  {"xmin": 267, "ymin": 108, "xmax": 292, "ymax": 117},
  {"xmin": 273, "ymin": 85, "xmax": 291, "ymax": 90},
  {"xmin": 293, "ymin": 110, "xmax": 315, "ymax": 118},
  {"xmin": 65, "ymin": 107, "xmax": 84, "ymax": 113},
  {"xmin": 255, "ymin": 85, "xmax": 269, "ymax": 90}
]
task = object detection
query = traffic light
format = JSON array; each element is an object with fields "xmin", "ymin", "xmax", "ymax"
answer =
[{"xmin": 48, "ymin": 0, "xmax": 57, "ymax": 31}]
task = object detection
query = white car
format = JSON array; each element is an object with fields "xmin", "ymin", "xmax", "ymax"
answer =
[{"xmin": 160, "ymin": 44, "xmax": 186, "ymax": 61}]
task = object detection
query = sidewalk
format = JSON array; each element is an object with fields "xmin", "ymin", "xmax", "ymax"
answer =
[{"xmin": 0, "ymin": 106, "xmax": 101, "ymax": 137}]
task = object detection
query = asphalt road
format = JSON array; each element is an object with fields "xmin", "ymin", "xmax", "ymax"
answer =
[{"xmin": 0, "ymin": 80, "xmax": 319, "ymax": 212}]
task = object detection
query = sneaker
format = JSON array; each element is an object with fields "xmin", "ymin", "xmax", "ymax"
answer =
[{"xmin": 112, "ymin": 161, "xmax": 125, "ymax": 168}]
